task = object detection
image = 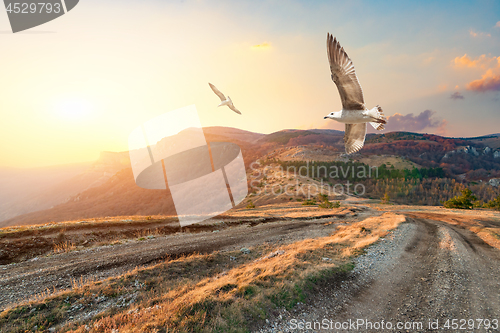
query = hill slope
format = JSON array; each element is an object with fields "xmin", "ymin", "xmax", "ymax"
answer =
[
  {"xmin": 0, "ymin": 153, "xmax": 130, "ymax": 223},
  {"xmin": 3, "ymin": 128, "xmax": 500, "ymax": 227}
]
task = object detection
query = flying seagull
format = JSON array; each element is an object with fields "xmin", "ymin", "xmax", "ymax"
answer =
[
  {"xmin": 323, "ymin": 33, "xmax": 386, "ymax": 154},
  {"xmin": 208, "ymin": 83, "xmax": 242, "ymax": 115}
]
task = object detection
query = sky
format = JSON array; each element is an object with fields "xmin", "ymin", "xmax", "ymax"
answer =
[{"xmin": 0, "ymin": 0, "xmax": 499, "ymax": 168}]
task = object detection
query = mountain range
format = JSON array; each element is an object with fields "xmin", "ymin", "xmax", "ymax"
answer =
[{"xmin": 1, "ymin": 127, "xmax": 500, "ymax": 227}]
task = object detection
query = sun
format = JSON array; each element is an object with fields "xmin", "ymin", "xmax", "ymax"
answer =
[{"xmin": 56, "ymin": 98, "xmax": 92, "ymax": 120}]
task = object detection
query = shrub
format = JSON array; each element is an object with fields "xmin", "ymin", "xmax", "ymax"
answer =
[
  {"xmin": 318, "ymin": 201, "xmax": 333, "ymax": 208},
  {"xmin": 443, "ymin": 188, "xmax": 477, "ymax": 209},
  {"xmin": 317, "ymin": 194, "xmax": 341, "ymax": 209},
  {"xmin": 302, "ymin": 199, "xmax": 316, "ymax": 206},
  {"xmin": 484, "ymin": 195, "xmax": 500, "ymax": 210},
  {"xmin": 318, "ymin": 194, "xmax": 328, "ymax": 202},
  {"xmin": 246, "ymin": 201, "xmax": 255, "ymax": 209}
]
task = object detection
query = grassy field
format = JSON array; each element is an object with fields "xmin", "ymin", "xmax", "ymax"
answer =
[{"xmin": 0, "ymin": 213, "xmax": 405, "ymax": 332}]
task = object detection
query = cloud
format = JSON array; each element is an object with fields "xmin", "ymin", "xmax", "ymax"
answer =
[
  {"xmin": 467, "ymin": 69, "xmax": 500, "ymax": 92},
  {"xmin": 496, "ymin": 21, "xmax": 500, "ymax": 28},
  {"xmin": 251, "ymin": 42, "xmax": 271, "ymax": 50},
  {"xmin": 469, "ymin": 30, "xmax": 491, "ymax": 38},
  {"xmin": 383, "ymin": 110, "xmax": 447, "ymax": 133},
  {"xmin": 454, "ymin": 55, "xmax": 500, "ymax": 92},
  {"xmin": 453, "ymin": 54, "xmax": 497, "ymax": 69},
  {"xmin": 450, "ymin": 92, "xmax": 464, "ymax": 100},
  {"xmin": 465, "ymin": 57, "xmax": 500, "ymax": 92}
]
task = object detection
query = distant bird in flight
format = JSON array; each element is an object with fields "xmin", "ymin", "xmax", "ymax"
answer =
[
  {"xmin": 208, "ymin": 83, "xmax": 242, "ymax": 115},
  {"xmin": 323, "ymin": 33, "xmax": 386, "ymax": 154}
]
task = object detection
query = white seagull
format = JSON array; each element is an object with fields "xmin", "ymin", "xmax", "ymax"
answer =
[
  {"xmin": 209, "ymin": 83, "xmax": 242, "ymax": 115},
  {"xmin": 323, "ymin": 33, "xmax": 386, "ymax": 154}
]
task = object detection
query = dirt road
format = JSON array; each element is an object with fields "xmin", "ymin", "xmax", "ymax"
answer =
[
  {"xmin": 259, "ymin": 215, "xmax": 500, "ymax": 332},
  {"xmin": 2, "ymin": 205, "xmax": 500, "ymax": 332}
]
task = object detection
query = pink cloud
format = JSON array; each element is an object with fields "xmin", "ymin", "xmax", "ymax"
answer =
[
  {"xmin": 466, "ymin": 58, "xmax": 500, "ymax": 92},
  {"xmin": 454, "ymin": 55, "xmax": 500, "ymax": 92},
  {"xmin": 467, "ymin": 69, "xmax": 500, "ymax": 92}
]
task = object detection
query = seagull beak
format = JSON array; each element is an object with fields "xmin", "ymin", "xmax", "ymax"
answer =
[{"xmin": 324, "ymin": 116, "xmax": 328, "ymax": 119}]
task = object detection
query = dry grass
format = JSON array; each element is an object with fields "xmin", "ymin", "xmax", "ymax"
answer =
[
  {"xmin": 70, "ymin": 276, "xmax": 96, "ymax": 290},
  {"xmin": 31, "ymin": 287, "xmax": 60, "ymax": 303},
  {"xmin": 0, "ymin": 215, "xmax": 173, "ymax": 235},
  {"xmin": 53, "ymin": 241, "xmax": 76, "ymax": 254},
  {"xmin": 473, "ymin": 227, "xmax": 500, "ymax": 250},
  {"xmin": 134, "ymin": 228, "xmax": 162, "ymax": 240},
  {"xmin": 0, "ymin": 215, "xmax": 185, "ymax": 265},
  {"xmin": 0, "ymin": 213, "xmax": 405, "ymax": 333},
  {"xmin": 408, "ymin": 212, "xmax": 500, "ymax": 251}
]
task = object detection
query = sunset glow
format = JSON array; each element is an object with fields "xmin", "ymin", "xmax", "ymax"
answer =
[{"xmin": 1, "ymin": 0, "xmax": 499, "ymax": 168}]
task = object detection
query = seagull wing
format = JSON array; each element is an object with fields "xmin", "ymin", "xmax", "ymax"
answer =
[
  {"xmin": 209, "ymin": 83, "xmax": 226, "ymax": 101},
  {"xmin": 344, "ymin": 123, "xmax": 366, "ymax": 154},
  {"xmin": 228, "ymin": 104, "xmax": 242, "ymax": 115},
  {"xmin": 327, "ymin": 33, "xmax": 365, "ymax": 110}
]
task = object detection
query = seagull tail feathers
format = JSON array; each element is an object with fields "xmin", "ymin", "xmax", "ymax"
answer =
[{"xmin": 369, "ymin": 105, "xmax": 386, "ymax": 131}]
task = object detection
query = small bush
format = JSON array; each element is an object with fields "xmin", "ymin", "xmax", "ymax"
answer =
[
  {"xmin": 484, "ymin": 194, "xmax": 500, "ymax": 210},
  {"xmin": 318, "ymin": 201, "xmax": 333, "ymax": 208},
  {"xmin": 318, "ymin": 194, "xmax": 328, "ymax": 202},
  {"xmin": 302, "ymin": 199, "xmax": 316, "ymax": 206},
  {"xmin": 317, "ymin": 194, "xmax": 340, "ymax": 209},
  {"xmin": 443, "ymin": 188, "xmax": 477, "ymax": 209},
  {"xmin": 246, "ymin": 201, "xmax": 255, "ymax": 209}
]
